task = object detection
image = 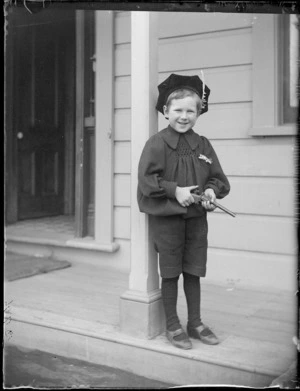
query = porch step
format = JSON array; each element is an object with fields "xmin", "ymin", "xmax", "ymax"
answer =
[
  {"xmin": 5, "ymin": 235, "xmax": 129, "ymax": 273},
  {"xmin": 5, "ymin": 217, "xmax": 120, "ymax": 263},
  {"xmin": 4, "ymin": 306, "xmax": 295, "ymax": 387},
  {"xmin": 6, "ymin": 233, "xmax": 119, "ymax": 253}
]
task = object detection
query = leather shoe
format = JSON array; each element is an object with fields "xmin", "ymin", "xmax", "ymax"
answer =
[
  {"xmin": 166, "ymin": 328, "xmax": 192, "ymax": 350},
  {"xmin": 187, "ymin": 323, "xmax": 219, "ymax": 345}
]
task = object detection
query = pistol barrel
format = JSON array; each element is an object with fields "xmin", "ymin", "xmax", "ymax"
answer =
[
  {"xmin": 210, "ymin": 200, "xmax": 236, "ymax": 218},
  {"xmin": 191, "ymin": 192, "xmax": 236, "ymax": 218}
]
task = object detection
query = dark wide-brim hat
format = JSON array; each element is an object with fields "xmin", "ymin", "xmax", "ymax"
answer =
[{"xmin": 155, "ymin": 73, "xmax": 210, "ymax": 115}]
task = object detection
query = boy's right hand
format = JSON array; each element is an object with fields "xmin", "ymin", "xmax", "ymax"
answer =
[{"xmin": 175, "ymin": 185, "xmax": 199, "ymax": 207}]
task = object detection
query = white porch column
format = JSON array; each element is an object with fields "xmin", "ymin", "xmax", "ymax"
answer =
[{"xmin": 120, "ymin": 12, "xmax": 165, "ymax": 339}]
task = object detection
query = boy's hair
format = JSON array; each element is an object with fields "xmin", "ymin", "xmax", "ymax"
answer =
[{"xmin": 165, "ymin": 89, "xmax": 202, "ymax": 114}]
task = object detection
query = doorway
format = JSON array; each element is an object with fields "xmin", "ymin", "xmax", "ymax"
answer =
[{"xmin": 6, "ymin": 7, "xmax": 76, "ymax": 221}]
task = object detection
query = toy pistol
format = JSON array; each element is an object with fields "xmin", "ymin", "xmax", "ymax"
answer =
[{"xmin": 191, "ymin": 189, "xmax": 236, "ymax": 218}]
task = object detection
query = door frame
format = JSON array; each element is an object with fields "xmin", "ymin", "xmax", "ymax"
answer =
[
  {"xmin": 74, "ymin": 10, "xmax": 88, "ymax": 237},
  {"xmin": 74, "ymin": 9, "xmax": 115, "ymax": 241}
]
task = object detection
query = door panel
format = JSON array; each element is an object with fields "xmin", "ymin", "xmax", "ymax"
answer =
[
  {"xmin": 17, "ymin": 125, "xmax": 64, "ymax": 219},
  {"xmin": 15, "ymin": 18, "xmax": 67, "ymax": 220}
]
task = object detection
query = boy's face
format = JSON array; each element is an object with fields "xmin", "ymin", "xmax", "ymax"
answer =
[{"xmin": 163, "ymin": 96, "xmax": 200, "ymax": 133}]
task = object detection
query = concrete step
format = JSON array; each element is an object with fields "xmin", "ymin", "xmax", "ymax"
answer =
[{"xmin": 4, "ymin": 305, "xmax": 295, "ymax": 387}]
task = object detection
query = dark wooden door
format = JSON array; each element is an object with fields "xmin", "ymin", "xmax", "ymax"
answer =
[{"xmin": 14, "ymin": 14, "xmax": 71, "ymax": 220}]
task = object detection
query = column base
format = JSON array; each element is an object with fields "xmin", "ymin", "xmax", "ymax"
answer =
[{"xmin": 120, "ymin": 289, "xmax": 165, "ymax": 339}]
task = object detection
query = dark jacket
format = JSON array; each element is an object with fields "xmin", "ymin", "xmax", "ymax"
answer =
[{"xmin": 137, "ymin": 125, "xmax": 230, "ymax": 217}]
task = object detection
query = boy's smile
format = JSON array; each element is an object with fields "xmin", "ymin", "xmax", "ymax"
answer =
[{"xmin": 163, "ymin": 96, "xmax": 200, "ymax": 133}]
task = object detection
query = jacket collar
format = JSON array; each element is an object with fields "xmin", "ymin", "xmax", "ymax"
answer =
[{"xmin": 161, "ymin": 125, "xmax": 199, "ymax": 150}]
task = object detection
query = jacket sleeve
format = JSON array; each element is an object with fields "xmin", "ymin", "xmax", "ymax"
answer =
[
  {"xmin": 203, "ymin": 138, "xmax": 230, "ymax": 199},
  {"xmin": 138, "ymin": 135, "xmax": 177, "ymax": 199}
]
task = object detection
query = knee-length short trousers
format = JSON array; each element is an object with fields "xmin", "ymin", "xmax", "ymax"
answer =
[{"xmin": 150, "ymin": 214, "xmax": 208, "ymax": 278}]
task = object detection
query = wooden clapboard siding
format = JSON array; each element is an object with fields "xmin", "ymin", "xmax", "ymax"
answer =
[
  {"xmin": 115, "ymin": 109, "xmax": 131, "ymax": 141},
  {"xmin": 207, "ymin": 213, "xmax": 297, "ymax": 255},
  {"xmin": 158, "ymin": 12, "xmax": 254, "ymax": 38},
  {"xmin": 220, "ymin": 176, "xmax": 295, "ymax": 217},
  {"xmin": 115, "ymin": 76, "xmax": 131, "ymax": 109},
  {"xmin": 158, "ymin": 28, "xmax": 252, "ymax": 72},
  {"xmin": 115, "ymin": 43, "xmax": 131, "ymax": 76},
  {"xmin": 114, "ymin": 206, "xmax": 130, "ymax": 239},
  {"xmin": 195, "ymin": 103, "xmax": 252, "ymax": 139},
  {"xmin": 115, "ymin": 12, "xmax": 254, "ymax": 45},
  {"xmin": 211, "ymin": 137, "xmax": 295, "ymax": 148},
  {"xmin": 113, "ymin": 13, "xmax": 131, "ymax": 243},
  {"xmin": 115, "ymin": 11, "xmax": 130, "ymax": 44},
  {"xmin": 211, "ymin": 142, "xmax": 296, "ymax": 177},
  {"xmin": 114, "ymin": 141, "xmax": 130, "ymax": 174},
  {"xmin": 114, "ymin": 174, "xmax": 130, "ymax": 206},
  {"xmin": 206, "ymin": 248, "xmax": 297, "ymax": 292}
]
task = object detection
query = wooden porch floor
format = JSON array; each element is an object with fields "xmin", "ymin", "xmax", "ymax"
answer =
[{"xmin": 4, "ymin": 252, "xmax": 298, "ymax": 386}]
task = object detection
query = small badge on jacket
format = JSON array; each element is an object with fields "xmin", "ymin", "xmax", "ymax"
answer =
[{"xmin": 198, "ymin": 154, "xmax": 213, "ymax": 164}]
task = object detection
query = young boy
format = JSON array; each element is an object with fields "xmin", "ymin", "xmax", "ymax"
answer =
[{"xmin": 137, "ymin": 74, "xmax": 230, "ymax": 350}]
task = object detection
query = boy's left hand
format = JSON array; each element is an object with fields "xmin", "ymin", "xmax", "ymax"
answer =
[{"xmin": 202, "ymin": 188, "xmax": 217, "ymax": 211}]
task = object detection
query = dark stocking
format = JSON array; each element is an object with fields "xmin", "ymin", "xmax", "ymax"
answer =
[
  {"xmin": 161, "ymin": 276, "xmax": 180, "ymax": 331},
  {"xmin": 183, "ymin": 272, "xmax": 202, "ymax": 328}
]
